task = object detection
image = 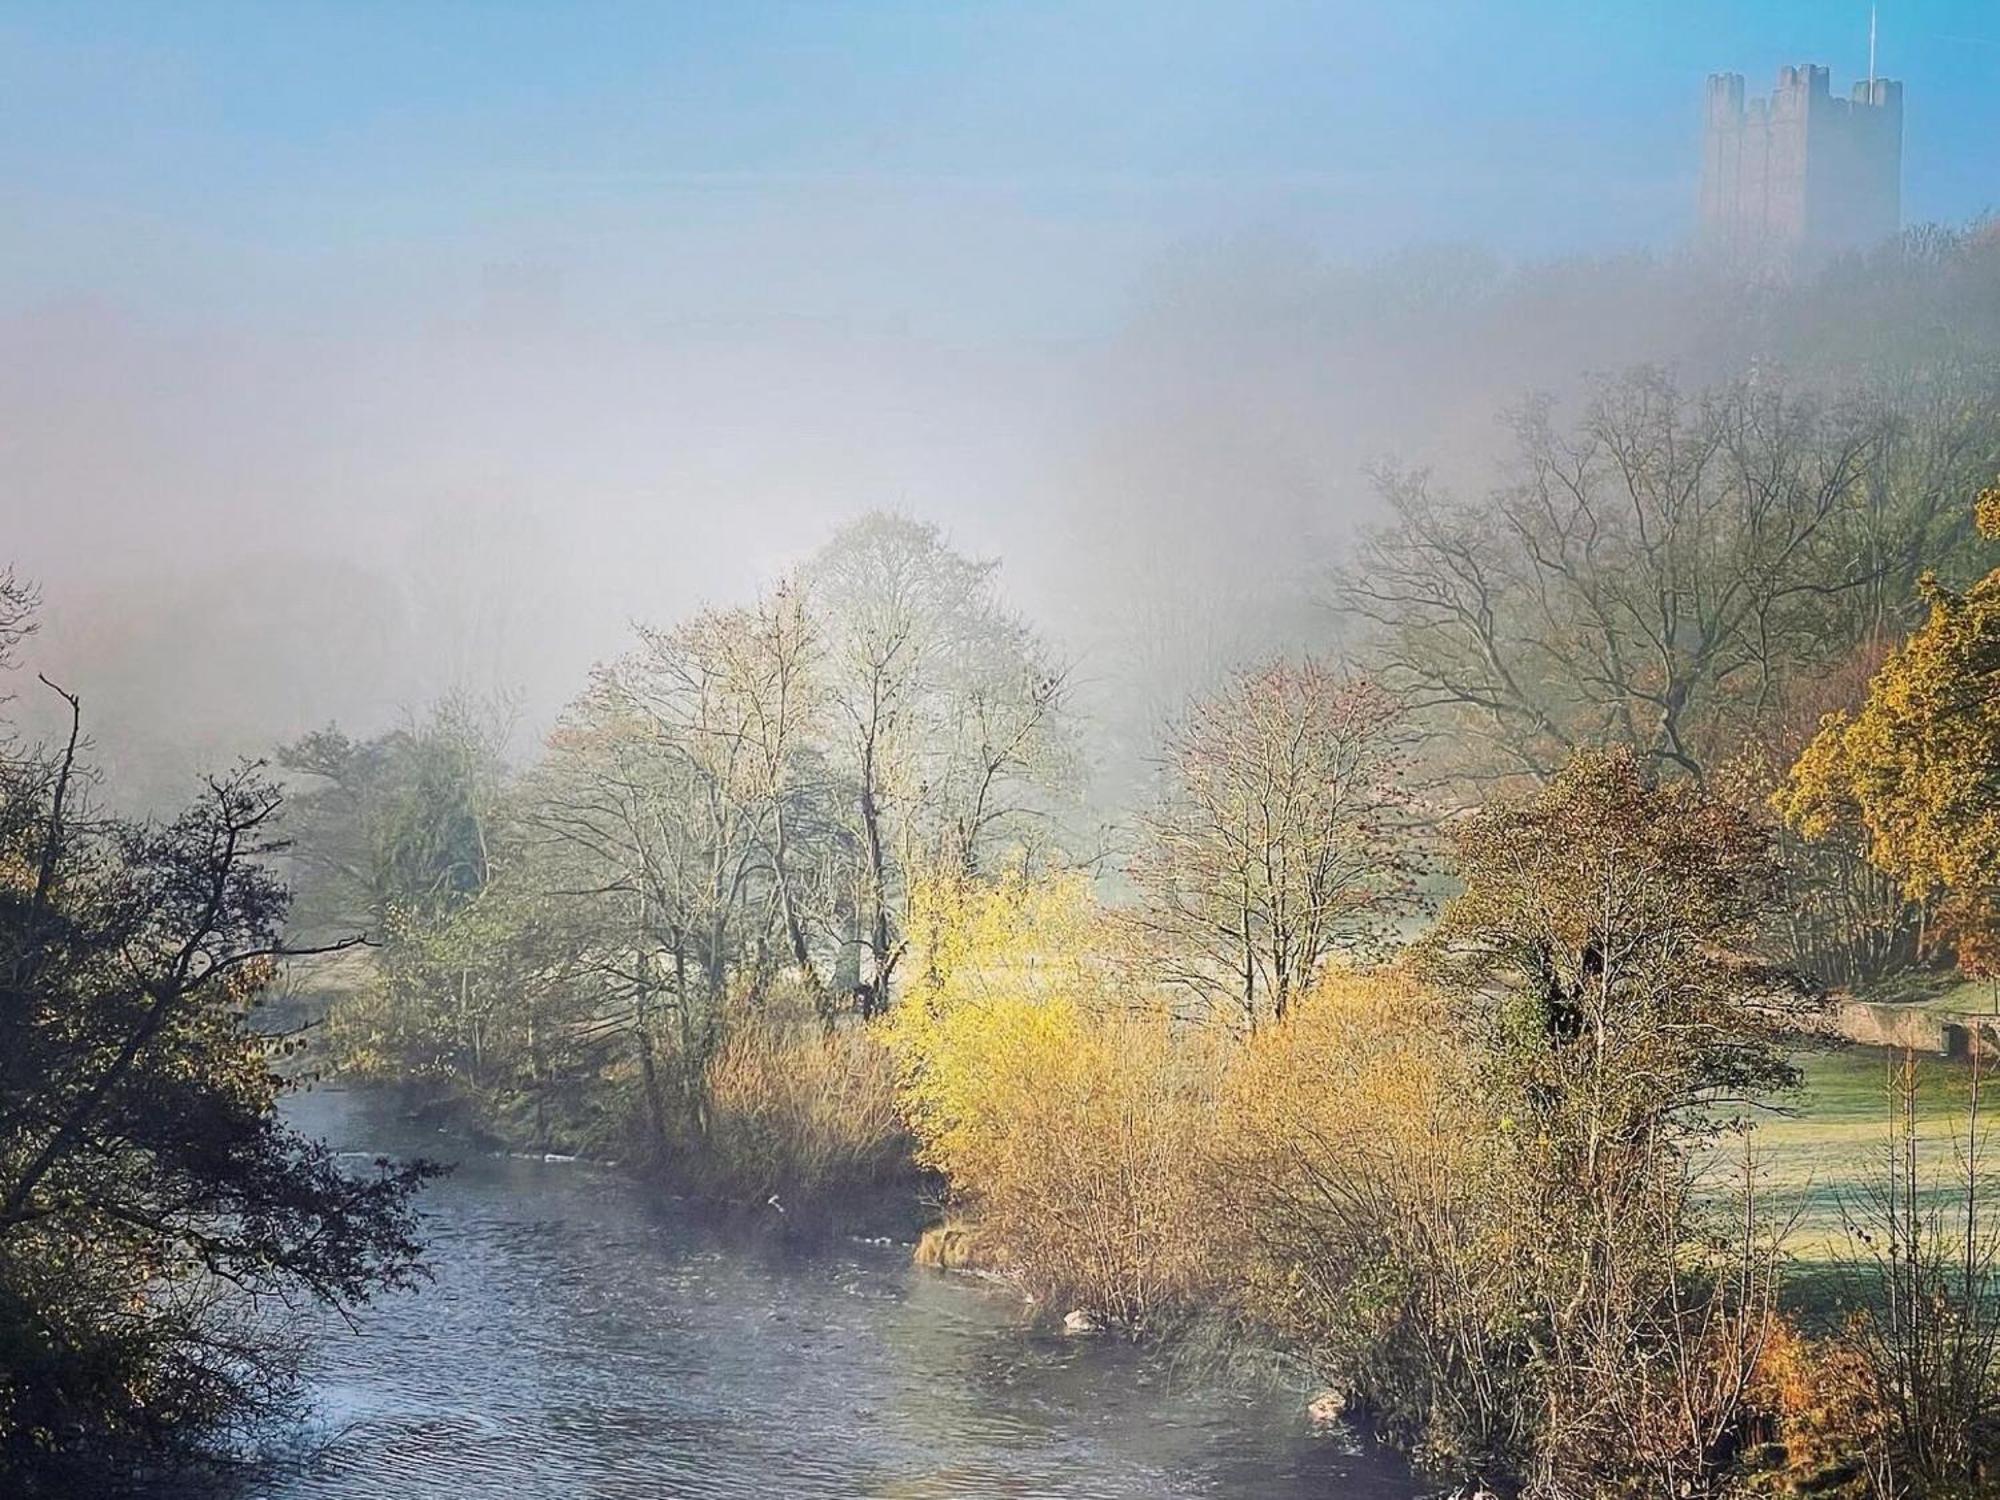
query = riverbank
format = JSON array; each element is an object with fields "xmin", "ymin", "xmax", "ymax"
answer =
[
  {"xmin": 307, "ymin": 956, "xmax": 1996, "ymax": 1500},
  {"xmin": 353, "ymin": 1074, "xmax": 937, "ymax": 1245}
]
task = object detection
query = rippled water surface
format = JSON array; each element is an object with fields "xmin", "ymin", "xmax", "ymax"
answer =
[{"xmin": 250, "ymin": 1089, "xmax": 1421, "ymax": 1500}]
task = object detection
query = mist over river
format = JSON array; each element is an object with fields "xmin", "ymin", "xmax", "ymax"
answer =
[{"xmin": 237, "ymin": 1088, "xmax": 1422, "ymax": 1500}]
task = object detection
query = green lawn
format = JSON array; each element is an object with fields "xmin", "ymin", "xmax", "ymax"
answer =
[
  {"xmin": 1741, "ymin": 1046, "xmax": 1996, "ymax": 1278},
  {"xmin": 1923, "ymin": 976, "xmax": 2000, "ymax": 1017}
]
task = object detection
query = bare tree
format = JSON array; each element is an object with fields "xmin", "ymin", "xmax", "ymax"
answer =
[
  {"xmin": 712, "ymin": 582, "xmax": 840, "ymax": 1009},
  {"xmin": 1128, "ymin": 659, "xmax": 1423, "ymax": 1032},
  {"xmin": 525, "ymin": 612, "xmax": 773, "ymax": 1151},
  {"xmin": 804, "ymin": 513, "xmax": 1072, "ymax": 1013},
  {"xmin": 1336, "ymin": 370, "xmax": 1897, "ymax": 784},
  {"xmin": 0, "ymin": 568, "xmax": 35, "ymax": 676}
]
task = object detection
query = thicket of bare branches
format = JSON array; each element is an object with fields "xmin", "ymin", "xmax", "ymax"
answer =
[
  {"xmin": 1335, "ymin": 369, "xmax": 1988, "ymax": 787},
  {"xmin": 1127, "ymin": 660, "xmax": 1424, "ymax": 1032}
]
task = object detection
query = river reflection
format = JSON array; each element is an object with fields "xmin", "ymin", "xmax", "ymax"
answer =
[{"xmin": 245, "ymin": 1088, "xmax": 1421, "ymax": 1500}]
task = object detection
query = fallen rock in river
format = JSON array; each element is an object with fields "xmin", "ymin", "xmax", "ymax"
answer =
[
  {"xmin": 913, "ymin": 1221, "xmax": 994, "ymax": 1271},
  {"xmin": 1304, "ymin": 1388, "xmax": 1347, "ymax": 1428}
]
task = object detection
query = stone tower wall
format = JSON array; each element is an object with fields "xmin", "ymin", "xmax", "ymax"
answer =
[{"xmin": 1700, "ymin": 64, "xmax": 1901, "ymax": 264}]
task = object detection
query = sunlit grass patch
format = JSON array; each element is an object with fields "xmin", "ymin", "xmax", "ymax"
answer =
[{"xmin": 1742, "ymin": 1046, "xmax": 1995, "ymax": 1269}]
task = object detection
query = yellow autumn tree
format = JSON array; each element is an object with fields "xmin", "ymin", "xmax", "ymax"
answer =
[
  {"xmin": 1777, "ymin": 486, "xmax": 2000, "ymax": 963},
  {"xmin": 884, "ymin": 866, "xmax": 1101, "ymax": 1177},
  {"xmin": 883, "ymin": 867, "xmax": 1224, "ymax": 1326}
]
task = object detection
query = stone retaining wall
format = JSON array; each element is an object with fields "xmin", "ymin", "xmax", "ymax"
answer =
[{"xmin": 1832, "ymin": 1000, "xmax": 2000, "ymax": 1057}]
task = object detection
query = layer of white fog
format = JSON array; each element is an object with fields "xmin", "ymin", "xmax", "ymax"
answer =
[
  {"xmin": 2, "ymin": 5, "xmax": 1959, "ymax": 814},
  {"xmin": 11, "ymin": 238, "xmax": 1790, "ymax": 812}
]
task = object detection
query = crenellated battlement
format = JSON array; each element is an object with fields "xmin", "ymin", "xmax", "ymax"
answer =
[{"xmin": 1700, "ymin": 64, "xmax": 1902, "ymax": 264}]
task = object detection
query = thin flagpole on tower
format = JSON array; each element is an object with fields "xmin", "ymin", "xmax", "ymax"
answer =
[{"xmin": 1869, "ymin": 4, "xmax": 1878, "ymax": 92}]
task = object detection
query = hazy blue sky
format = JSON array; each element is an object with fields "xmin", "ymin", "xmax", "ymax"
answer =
[{"xmin": 3, "ymin": 2, "xmax": 1995, "ymax": 337}]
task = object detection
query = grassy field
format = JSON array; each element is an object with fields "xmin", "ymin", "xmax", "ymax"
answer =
[{"xmin": 1738, "ymin": 1045, "xmax": 1996, "ymax": 1297}]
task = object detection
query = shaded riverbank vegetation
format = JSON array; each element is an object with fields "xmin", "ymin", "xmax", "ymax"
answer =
[{"xmin": 0, "ymin": 583, "xmax": 437, "ymax": 1495}]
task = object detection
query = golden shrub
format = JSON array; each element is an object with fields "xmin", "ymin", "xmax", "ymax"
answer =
[
  {"xmin": 1211, "ymin": 969, "xmax": 1517, "ymax": 1441},
  {"xmin": 702, "ymin": 1017, "xmax": 907, "ymax": 1205},
  {"xmin": 886, "ymin": 868, "xmax": 1228, "ymax": 1327}
]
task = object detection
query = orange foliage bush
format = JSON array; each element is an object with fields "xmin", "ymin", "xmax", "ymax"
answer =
[{"xmin": 1748, "ymin": 1318, "xmax": 1889, "ymax": 1493}]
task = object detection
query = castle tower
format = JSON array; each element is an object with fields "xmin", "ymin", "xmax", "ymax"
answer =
[{"xmin": 1700, "ymin": 64, "xmax": 1902, "ymax": 264}]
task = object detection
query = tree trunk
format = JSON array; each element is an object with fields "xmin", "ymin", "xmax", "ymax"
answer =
[
  {"xmin": 859, "ymin": 772, "xmax": 892, "ymax": 1017},
  {"xmin": 771, "ymin": 801, "xmax": 824, "ymax": 1008},
  {"xmin": 632, "ymin": 951, "xmax": 672, "ymax": 1166}
]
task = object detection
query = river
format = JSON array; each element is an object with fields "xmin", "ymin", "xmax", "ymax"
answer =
[{"xmin": 237, "ymin": 1087, "xmax": 1425, "ymax": 1500}]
